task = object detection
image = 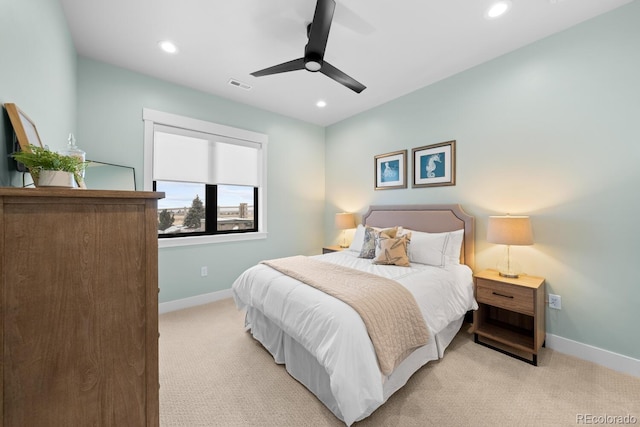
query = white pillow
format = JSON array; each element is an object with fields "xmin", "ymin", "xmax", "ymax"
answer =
[
  {"xmin": 348, "ymin": 224, "xmax": 366, "ymax": 252},
  {"xmin": 405, "ymin": 230, "xmax": 448, "ymax": 267},
  {"xmin": 444, "ymin": 229, "xmax": 464, "ymax": 265},
  {"xmin": 403, "ymin": 229, "xmax": 464, "ymax": 267}
]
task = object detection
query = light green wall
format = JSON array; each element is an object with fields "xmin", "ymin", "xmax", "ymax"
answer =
[
  {"xmin": 3, "ymin": 0, "xmax": 637, "ymax": 361},
  {"xmin": 325, "ymin": 2, "xmax": 640, "ymax": 359},
  {"xmin": 76, "ymin": 58, "xmax": 326, "ymax": 303},
  {"xmin": 0, "ymin": 0, "xmax": 76, "ymax": 186}
]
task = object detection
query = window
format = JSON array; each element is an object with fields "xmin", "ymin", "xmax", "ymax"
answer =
[
  {"xmin": 143, "ymin": 109, "xmax": 267, "ymax": 247},
  {"xmin": 154, "ymin": 181, "xmax": 258, "ymax": 236}
]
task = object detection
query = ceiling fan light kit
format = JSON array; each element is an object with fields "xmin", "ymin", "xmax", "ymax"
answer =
[
  {"xmin": 251, "ymin": 0, "xmax": 366, "ymax": 93},
  {"xmin": 305, "ymin": 62, "xmax": 322, "ymax": 72},
  {"xmin": 304, "ymin": 55, "xmax": 323, "ymax": 72}
]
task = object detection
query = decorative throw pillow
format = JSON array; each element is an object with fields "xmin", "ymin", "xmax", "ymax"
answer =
[
  {"xmin": 358, "ymin": 226, "xmax": 397, "ymax": 259},
  {"xmin": 372, "ymin": 234, "xmax": 411, "ymax": 266},
  {"xmin": 374, "ymin": 230, "xmax": 411, "ymax": 257}
]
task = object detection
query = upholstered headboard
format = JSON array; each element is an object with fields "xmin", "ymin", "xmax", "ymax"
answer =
[{"xmin": 362, "ymin": 204, "xmax": 475, "ymax": 270}]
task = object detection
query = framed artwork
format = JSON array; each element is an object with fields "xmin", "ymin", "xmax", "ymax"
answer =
[
  {"xmin": 4, "ymin": 103, "xmax": 44, "ymax": 151},
  {"xmin": 412, "ymin": 140, "xmax": 456, "ymax": 188},
  {"xmin": 374, "ymin": 150, "xmax": 407, "ymax": 190}
]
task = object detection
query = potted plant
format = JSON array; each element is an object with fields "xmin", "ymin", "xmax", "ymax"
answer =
[{"xmin": 11, "ymin": 144, "xmax": 87, "ymax": 188}]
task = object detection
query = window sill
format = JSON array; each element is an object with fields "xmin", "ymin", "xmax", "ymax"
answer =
[{"xmin": 158, "ymin": 231, "xmax": 267, "ymax": 248}]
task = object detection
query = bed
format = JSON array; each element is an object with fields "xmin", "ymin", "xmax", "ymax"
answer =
[{"xmin": 232, "ymin": 204, "xmax": 477, "ymax": 425}]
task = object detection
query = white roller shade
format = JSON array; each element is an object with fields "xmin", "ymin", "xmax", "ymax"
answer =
[
  {"xmin": 153, "ymin": 130, "xmax": 260, "ymax": 187},
  {"xmin": 153, "ymin": 131, "xmax": 210, "ymax": 183},
  {"xmin": 210, "ymin": 141, "xmax": 259, "ymax": 187}
]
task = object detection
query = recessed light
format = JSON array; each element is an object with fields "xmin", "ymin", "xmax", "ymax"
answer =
[
  {"xmin": 158, "ymin": 40, "xmax": 178, "ymax": 54},
  {"xmin": 316, "ymin": 100, "xmax": 327, "ymax": 108},
  {"xmin": 485, "ymin": 1, "xmax": 511, "ymax": 19}
]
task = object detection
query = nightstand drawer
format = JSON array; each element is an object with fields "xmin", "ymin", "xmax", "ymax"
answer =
[{"xmin": 476, "ymin": 279, "xmax": 534, "ymax": 315}]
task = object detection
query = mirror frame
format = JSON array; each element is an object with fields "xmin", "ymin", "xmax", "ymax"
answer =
[{"xmin": 4, "ymin": 103, "xmax": 44, "ymax": 151}]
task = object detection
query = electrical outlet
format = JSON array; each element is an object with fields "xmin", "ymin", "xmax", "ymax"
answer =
[
  {"xmin": 201, "ymin": 266, "xmax": 208, "ymax": 277},
  {"xmin": 549, "ymin": 294, "xmax": 562, "ymax": 310}
]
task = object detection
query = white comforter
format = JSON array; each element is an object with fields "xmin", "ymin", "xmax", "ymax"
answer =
[{"xmin": 232, "ymin": 250, "xmax": 477, "ymax": 425}]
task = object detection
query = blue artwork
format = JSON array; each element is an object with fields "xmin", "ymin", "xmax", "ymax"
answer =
[
  {"xmin": 380, "ymin": 159, "xmax": 400, "ymax": 183},
  {"xmin": 420, "ymin": 153, "xmax": 445, "ymax": 179}
]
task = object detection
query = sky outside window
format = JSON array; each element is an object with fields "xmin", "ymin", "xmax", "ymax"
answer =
[{"xmin": 157, "ymin": 182, "xmax": 254, "ymax": 209}]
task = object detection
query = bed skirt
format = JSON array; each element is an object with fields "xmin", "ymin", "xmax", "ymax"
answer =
[{"xmin": 244, "ymin": 306, "xmax": 465, "ymax": 424}]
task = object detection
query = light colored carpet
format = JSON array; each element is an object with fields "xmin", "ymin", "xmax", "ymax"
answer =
[{"xmin": 159, "ymin": 298, "xmax": 640, "ymax": 426}]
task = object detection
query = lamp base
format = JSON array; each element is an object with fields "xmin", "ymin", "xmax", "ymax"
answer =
[
  {"xmin": 496, "ymin": 247, "xmax": 523, "ymax": 279},
  {"xmin": 498, "ymin": 271, "xmax": 521, "ymax": 279},
  {"xmin": 339, "ymin": 230, "xmax": 350, "ymax": 249}
]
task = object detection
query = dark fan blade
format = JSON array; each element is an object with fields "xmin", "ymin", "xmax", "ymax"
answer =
[
  {"xmin": 306, "ymin": 0, "xmax": 336, "ymax": 57},
  {"xmin": 251, "ymin": 58, "xmax": 306, "ymax": 77},
  {"xmin": 320, "ymin": 61, "xmax": 366, "ymax": 93}
]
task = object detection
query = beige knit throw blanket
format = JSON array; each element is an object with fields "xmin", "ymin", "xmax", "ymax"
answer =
[{"xmin": 261, "ymin": 256, "xmax": 429, "ymax": 375}]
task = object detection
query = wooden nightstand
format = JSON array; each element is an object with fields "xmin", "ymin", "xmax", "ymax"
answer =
[
  {"xmin": 473, "ymin": 269, "xmax": 545, "ymax": 365},
  {"xmin": 322, "ymin": 245, "xmax": 345, "ymax": 254}
]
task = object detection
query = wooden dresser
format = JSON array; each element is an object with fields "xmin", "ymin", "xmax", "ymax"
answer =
[{"xmin": 0, "ymin": 188, "xmax": 163, "ymax": 426}]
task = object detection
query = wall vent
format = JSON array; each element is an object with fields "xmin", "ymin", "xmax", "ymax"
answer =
[{"xmin": 228, "ymin": 78, "xmax": 252, "ymax": 91}]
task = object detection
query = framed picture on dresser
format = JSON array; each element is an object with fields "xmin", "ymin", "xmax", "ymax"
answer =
[
  {"xmin": 4, "ymin": 103, "xmax": 44, "ymax": 151},
  {"xmin": 412, "ymin": 140, "xmax": 456, "ymax": 188},
  {"xmin": 374, "ymin": 149, "xmax": 407, "ymax": 190}
]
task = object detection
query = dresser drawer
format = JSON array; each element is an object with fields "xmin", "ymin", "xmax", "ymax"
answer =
[{"xmin": 476, "ymin": 278, "xmax": 534, "ymax": 315}]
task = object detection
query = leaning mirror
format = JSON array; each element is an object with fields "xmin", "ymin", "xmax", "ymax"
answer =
[{"xmin": 84, "ymin": 161, "xmax": 136, "ymax": 191}]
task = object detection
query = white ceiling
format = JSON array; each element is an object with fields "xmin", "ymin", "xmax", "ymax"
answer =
[{"xmin": 60, "ymin": 0, "xmax": 632, "ymax": 127}]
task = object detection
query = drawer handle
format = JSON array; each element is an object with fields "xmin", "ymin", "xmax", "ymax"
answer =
[{"xmin": 492, "ymin": 291, "xmax": 514, "ymax": 299}]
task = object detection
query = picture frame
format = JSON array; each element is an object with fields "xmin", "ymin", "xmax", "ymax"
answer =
[
  {"xmin": 4, "ymin": 103, "xmax": 44, "ymax": 151},
  {"xmin": 374, "ymin": 149, "xmax": 407, "ymax": 190},
  {"xmin": 412, "ymin": 140, "xmax": 456, "ymax": 188}
]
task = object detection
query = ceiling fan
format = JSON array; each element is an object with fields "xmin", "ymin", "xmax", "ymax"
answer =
[{"xmin": 251, "ymin": 0, "xmax": 366, "ymax": 94}]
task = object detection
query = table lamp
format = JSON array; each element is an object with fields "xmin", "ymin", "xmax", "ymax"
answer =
[
  {"xmin": 335, "ymin": 213, "xmax": 356, "ymax": 248},
  {"xmin": 486, "ymin": 215, "xmax": 533, "ymax": 278}
]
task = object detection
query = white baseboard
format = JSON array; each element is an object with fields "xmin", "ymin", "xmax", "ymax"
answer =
[
  {"xmin": 546, "ymin": 334, "xmax": 639, "ymax": 378},
  {"xmin": 159, "ymin": 289, "xmax": 233, "ymax": 314},
  {"xmin": 158, "ymin": 295, "xmax": 640, "ymax": 378}
]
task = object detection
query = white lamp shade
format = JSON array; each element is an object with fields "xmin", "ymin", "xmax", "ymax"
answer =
[
  {"xmin": 487, "ymin": 216, "xmax": 533, "ymax": 246},
  {"xmin": 335, "ymin": 213, "xmax": 356, "ymax": 230}
]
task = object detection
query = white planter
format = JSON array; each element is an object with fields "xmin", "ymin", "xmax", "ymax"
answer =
[{"xmin": 37, "ymin": 170, "xmax": 77, "ymax": 188}]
